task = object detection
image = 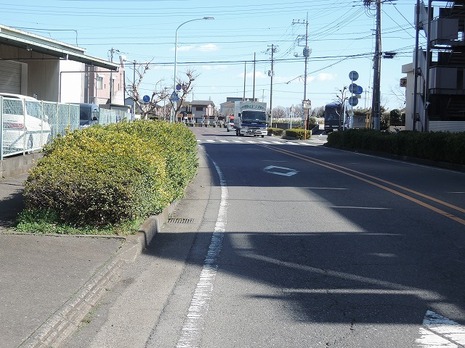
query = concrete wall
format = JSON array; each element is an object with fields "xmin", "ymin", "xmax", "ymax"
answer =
[{"xmin": 0, "ymin": 153, "xmax": 42, "ymax": 179}]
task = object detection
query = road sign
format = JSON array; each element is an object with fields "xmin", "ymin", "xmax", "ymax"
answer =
[
  {"xmin": 348, "ymin": 96, "xmax": 359, "ymax": 106},
  {"xmin": 349, "ymin": 83, "xmax": 358, "ymax": 94},
  {"xmin": 349, "ymin": 70, "xmax": 359, "ymax": 81},
  {"xmin": 170, "ymin": 91, "xmax": 180, "ymax": 102},
  {"xmin": 143, "ymin": 95, "xmax": 150, "ymax": 103},
  {"xmin": 349, "ymin": 83, "xmax": 363, "ymax": 95}
]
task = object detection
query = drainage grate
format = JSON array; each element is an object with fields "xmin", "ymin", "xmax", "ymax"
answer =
[{"xmin": 168, "ymin": 217, "xmax": 194, "ymax": 224}]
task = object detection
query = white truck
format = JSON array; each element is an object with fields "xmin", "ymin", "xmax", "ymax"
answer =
[{"xmin": 233, "ymin": 101, "xmax": 268, "ymax": 137}]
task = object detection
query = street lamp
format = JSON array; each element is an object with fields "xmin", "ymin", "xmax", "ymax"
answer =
[{"xmin": 172, "ymin": 16, "xmax": 214, "ymax": 123}]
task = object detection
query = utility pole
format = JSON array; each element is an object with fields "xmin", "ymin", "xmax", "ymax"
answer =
[
  {"xmin": 267, "ymin": 44, "xmax": 277, "ymax": 126},
  {"xmin": 413, "ymin": 0, "xmax": 421, "ymax": 131},
  {"xmin": 109, "ymin": 48, "xmax": 115, "ymax": 106},
  {"xmin": 364, "ymin": 0, "xmax": 382, "ymax": 130},
  {"xmin": 253, "ymin": 52, "xmax": 256, "ymax": 101},
  {"xmin": 243, "ymin": 61, "xmax": 246, "ymax": 101},
  {"xmin": 293, "ymin": 14, "xmax": 311, "ymax": 130},
  {"xmin": 372, "ymin": 0, "xmax": 382, "ymax": 130},
  {"xmin": 108, "ymin": 48, "xmax": 121, "ymax": 107},
  {"xmin": 303, "ymin": 13, "xmax": 309, "ymax": 103},
  {"xmin": 132, "ymin": 60, "xmax": 136, "ymax": 120}
]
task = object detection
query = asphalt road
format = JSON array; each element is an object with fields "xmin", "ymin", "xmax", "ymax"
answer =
[{"xmin": 66, "ymin": 126, "xmax": 465, "ymax": 348}]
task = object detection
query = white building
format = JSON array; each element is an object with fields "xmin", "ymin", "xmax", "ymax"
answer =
[{"xmin": 402, "ymin": 1, "xmax": 465, "ymax": 132}]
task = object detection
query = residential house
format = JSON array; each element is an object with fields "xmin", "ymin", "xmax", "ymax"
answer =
[{"xmin": 179, "ymin": 100, "xmax": 216, "ymax": 125}]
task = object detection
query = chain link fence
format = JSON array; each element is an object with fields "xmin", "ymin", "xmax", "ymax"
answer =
[{"xmin": 1, "ymin": 96, "xmax": 126, "ymax": 160}]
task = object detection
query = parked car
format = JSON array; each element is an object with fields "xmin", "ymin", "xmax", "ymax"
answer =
[
  {"xmin": 225, "ymin": 116, "xmax": 235, "ymax": 132},
  {"xmin": 1, "ymin": 93, "xmax": 52, "ymax": 151}
]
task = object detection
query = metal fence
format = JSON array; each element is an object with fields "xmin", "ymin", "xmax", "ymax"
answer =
[
  {"xmin": 100, "ymin": 108, "xmax": 128, "ymax": 125},
  {"xmin": 43, "ymin": 101, "xmax": 80, "ymax": 139},
  {"xmin": 1, "ymin": 96, "xmax": 126, "ymax": 160}
]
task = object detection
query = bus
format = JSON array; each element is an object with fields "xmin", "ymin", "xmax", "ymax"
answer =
[{"xmin": 324, "ymin": 102, "xmax": 343, "ymax": 133}]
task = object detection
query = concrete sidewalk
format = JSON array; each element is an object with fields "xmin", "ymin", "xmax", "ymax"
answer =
[{"xmin": 0, "ymin": 165, "xmax": 171, "ymax": 348}]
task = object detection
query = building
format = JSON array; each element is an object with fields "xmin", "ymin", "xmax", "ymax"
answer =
[
  {"xmin": 179, "ymin": 100, "xmax": 215, "ymax": 125},
  {"xmin": 402, "ymin": 1, "xmax": 465, "ymax": 132},
  {"xmin": 0, "ymin": 24, "xmax": 120, "ymax": 104}
]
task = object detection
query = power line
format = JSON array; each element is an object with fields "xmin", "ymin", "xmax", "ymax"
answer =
[{"xmin": 133, "ymin": 51, "xmax": 377, "ymax": 68}]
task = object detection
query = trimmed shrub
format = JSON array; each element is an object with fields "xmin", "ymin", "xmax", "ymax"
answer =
[
  {"xmin": 284, "ymin": 128, "xmax": 311, "ymax": 140},
  {"xmin": 268, "ymin": 127, "xmax": 284, "ymax": 136},
  {"xmin": 110, "ymin": 121, "xmax": 198, "ymax": 201},
  {"xmin": 326, "ymin": 129, "xmax": 465, "ymax": 165},
  {"xmin": 23, "ymin": 121, "xmax": 198, "ymax": 228}
]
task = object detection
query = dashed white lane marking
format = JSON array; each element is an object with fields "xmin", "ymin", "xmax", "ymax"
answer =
[{"xmin": 176, "ymin": 158, "xmax": 228, "ymax": 348}]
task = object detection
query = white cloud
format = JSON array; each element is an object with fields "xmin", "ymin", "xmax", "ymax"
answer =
[
  {"xmin": 201, "ymin": 64, "xmax": 228, "ymax": 71},
  {"xmin": 177, "ymin": 45, "xmax": 196, "ymax": 52},
  {"xmin": 198, "ymin": 43, "xmax": 218, "ymax": 52},
  {"xmin": 176, "ymin": 43, "xmax": 218, "ymax": 53},
  {"xmin": 317, "ymin": 72, "xmax": 336, "ymax": 81},
  {"xmin": 242, "ymin": 71, "xmax": 268, "ymax": 79}
]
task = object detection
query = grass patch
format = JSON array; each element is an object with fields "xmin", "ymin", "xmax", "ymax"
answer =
[{"xmin": 16, "ymin": 209, "xmax": 144, "ymax": 236}]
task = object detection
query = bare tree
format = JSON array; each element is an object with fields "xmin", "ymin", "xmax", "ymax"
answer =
[
  {"xmin": 390, "ymin": 84, "xmax": 407, "ymax": 110},
  {"xmin": 126, "ymin": 61, "xmax": 169, "ymax": 120},
  {"xmin": 173, "ymin": 69, "xmax": 198, "ymax": 119},
  {"xmin": 291, "ymin": 104, "xmax": 304, "ymax": 119},
  {"xmin": 335, "ymin": 86, "xmax": 348, "ymax": 105},
  {"xmin": 126, "ymin": 62, "xmax": 197, "ymax": 120},
  {"xmin": 311, "ymin": 106, "xmax": 324, "ymax": 118},
  {"xmin": 272, "ymin": 106, "xmax": 287, "ymax": 119}
]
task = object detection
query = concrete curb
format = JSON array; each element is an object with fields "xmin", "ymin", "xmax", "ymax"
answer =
[{"xmin": 20, "ymin": 201, "xmax": 178, "ymax": 348}]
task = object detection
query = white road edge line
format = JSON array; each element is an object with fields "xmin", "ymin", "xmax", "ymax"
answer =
[{"xmin": 176, "ymin": 158, "xmax": 228, "ymax": 348}]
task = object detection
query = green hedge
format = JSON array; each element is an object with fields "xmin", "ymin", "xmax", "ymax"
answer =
[
  {"xmin": 327, "ymin": 129, "xmax": 465, "ymax": 165},
  {"xmin": 21, "ymin": 120, "xmax": 198, "ymax": 229},
  {"xmin": 283, "ymin": 128, "xmax": 311, "ymax": 140},
  {"xmin": 268, "ymin": 128, "xmax": 284, "ymax": 136},
  {"xmin": 268, "ymin": 128, "xmax": 311, "ymax": 139},
  {"xmin": 110, "ymin": 121, "xmax": 198, "ymax": 201}
]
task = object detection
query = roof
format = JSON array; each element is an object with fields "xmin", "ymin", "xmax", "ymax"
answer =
[
  {"xmin": 0, "ymin": 25, "xmax": 118, "ymax": 71},
  {"xmin": 190, "ymin": 100, "xmax": 215, "ymax": 107}
]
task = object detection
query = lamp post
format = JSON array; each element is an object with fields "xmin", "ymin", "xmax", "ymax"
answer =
[{"xmin": 172, "ymin": 16, "xmax": 214, "ymax": 123}]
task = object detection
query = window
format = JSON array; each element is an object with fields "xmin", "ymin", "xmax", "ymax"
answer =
[{"xmin": 96, "ymin": 76, "xmax": 104, "ymax": 90}]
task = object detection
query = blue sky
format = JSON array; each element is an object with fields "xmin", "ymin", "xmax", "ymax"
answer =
[{"xmin": 0, "ymin": 0, "xmax": 417, "ymax": 111}]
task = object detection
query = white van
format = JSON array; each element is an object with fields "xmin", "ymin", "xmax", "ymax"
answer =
[{"xmin": 1, "ymin": 93, "xmax": 52, "ymax": 151}]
